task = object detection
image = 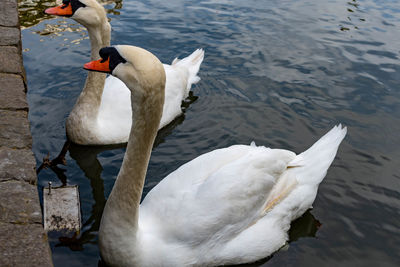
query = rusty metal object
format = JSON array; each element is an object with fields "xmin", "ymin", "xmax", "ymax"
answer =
[{"xmin": 43, "ymin": 185, "xmax": 81, "ymax": 232}]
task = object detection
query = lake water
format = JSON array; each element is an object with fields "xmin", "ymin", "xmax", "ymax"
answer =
[{"xmin": 20, "ymin": 0, "xmax": 399, "ymax": 266}]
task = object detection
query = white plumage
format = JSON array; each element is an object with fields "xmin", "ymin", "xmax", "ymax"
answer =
[
  {"xmin": 92, "ymin": 45, "xmax": 347, "ymax": 267},
  {"xmin": 49, "ymin": 0, "xmax": 204, "ymax": 145},
  {"xmin": 93, "ymin": 49, "xmax": 205, "ymax": 144},
  {"xmin": 137, "ymin": 125, "xmax": 346, "ymax": 266}
]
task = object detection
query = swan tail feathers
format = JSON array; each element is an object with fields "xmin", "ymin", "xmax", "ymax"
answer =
[
  {"xmin": 172, "ymin": 48, "xmax": 205, "ymax": 91},
  {"xmin": 288, "ymin": 124, "xmax": 347, "ymax": 185}
]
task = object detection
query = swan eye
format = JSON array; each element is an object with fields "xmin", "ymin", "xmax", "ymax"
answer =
[
  {"xmin": 99, "ymin": 47, "xmax": 127, "ymax": 72},
  {"xmin": 66, "ymin": 0, "xmax": 86, "ymax": 13}
]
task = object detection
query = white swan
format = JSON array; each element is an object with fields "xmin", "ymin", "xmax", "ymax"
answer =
[
  {"xmin": 45, "ymin": 0, "xmax": 204, "ymax": 145},
  {"xmin": 83, "ymin": 45, "xmax": 347, "ymax": 266}
]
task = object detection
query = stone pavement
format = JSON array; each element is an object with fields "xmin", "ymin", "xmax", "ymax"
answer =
[{"xmin": 0, "ymin": 0, "xmax": 53, "ymax": 266}]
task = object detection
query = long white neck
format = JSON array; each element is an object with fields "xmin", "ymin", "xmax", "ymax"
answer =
[
  {"xmin": 67, "ymin": 20, "xmax": 111, "ymax": 129},
  {"xmin": 99, "ymin": 78, "xmax": 164, "ymax": 264}
]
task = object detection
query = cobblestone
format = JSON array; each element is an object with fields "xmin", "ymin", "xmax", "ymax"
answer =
[
  {"xmin": 0, "ymin": 73, "xmax": 28, "ymax": 110},
  {"xmin": 0, "ymin": 110, "xmax": 32, "ymax": 149},
  {"xmin": 0, "ymin": 147, "xmax": 36, "ymax": 184},
  {"xmin": 0, "ymin": 26, "xmax": 20, "ymax": 46},
  {"xmin": 0, "ymin": 0, "xmax": 19, "ymax": 27},
  {"xmin": 0, "ymin": 222, "xmax": 53, "ymax": 267},
  {"xmin": 0, "ymin": 46, "xmax": 23, "ymax": 74}
]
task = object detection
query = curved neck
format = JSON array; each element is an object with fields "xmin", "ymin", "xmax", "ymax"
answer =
[
  {"xmin": 100, "ymin": 83, "xmax": 164, "ymax": 236},
  {"xmin": 71, "ymin": 21, "xmax": 111, "ymax": 119}
]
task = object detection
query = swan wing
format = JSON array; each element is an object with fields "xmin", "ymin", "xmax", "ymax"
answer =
[
  {"xmin": 139, "ymin": 126, "xmax": 346, "ymax": 264},
  {"xmin": 141, "ymin": 144, "xmax": 296, "ymax": 245}
]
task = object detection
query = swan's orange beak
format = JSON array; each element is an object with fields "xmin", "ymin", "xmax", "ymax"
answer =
[
  {"xmin": 83, "ymin": 58, "xmax": 111, "ymax": 73},
  {"xmin": 45, "ymin": 3, "xmax": 73, "ymax": 16}
]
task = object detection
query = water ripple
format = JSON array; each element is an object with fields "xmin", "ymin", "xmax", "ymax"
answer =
[{"xmin": 21, "ymin": 0, "xmax": 400, "ymax": 266}]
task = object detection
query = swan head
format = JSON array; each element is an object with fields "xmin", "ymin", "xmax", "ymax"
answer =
[
  {"xmin": 84, "ymin": 45, "xmax": 166, "ymax": 97},
  {"xmin": 45, "ymin": 0, "xmax": 107, "ymax": 28}
]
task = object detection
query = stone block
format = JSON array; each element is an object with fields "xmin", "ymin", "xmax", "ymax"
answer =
[
  {"xmin": 0, "ymin": 110, "xmax": 32, "ymax": 149},
  {"xmin": 0, "ymin": 46, "xmax": 23, "ymax": 74},
  {"xmin": 0, "ymin": 26, "xmax": 20, "ymax": 46},
  {"xmin": 0, "ymin": 222, "xmax": 53, "ymax": 267},
  {"xmin": 0, "ymin": 180, "xmax": 42, "ymax": 223},
  {"xmin": 0, "ymin": 0, "xmax": 19, "ymax": 27},
  {"xmin": 0, "ymin": 147, "xmax": 37, "ymax": 184},
  {"xmin": 0, "ymin": 73, "xmax": 28, "ymax": 110}
]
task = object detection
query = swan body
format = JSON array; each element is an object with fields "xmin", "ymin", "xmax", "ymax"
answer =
[
  {"xmin": 46, "ymin": 0, "xmax": 204, "ymax": 145},
  {"xmin": 83, "ymin": 45, "xmax": 347, "ymax": 267},
  {"xmin": 104, "ymin": 127, "xmax": 346, "ymax": 266},
  {"xmin": 69, "ymin": 49, "xmax": 204, "ymax": 144}
]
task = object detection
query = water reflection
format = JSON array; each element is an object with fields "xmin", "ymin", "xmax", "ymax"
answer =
[
  {"xmin": 41, "ymin": 141, "xmax": 112, "ymax": 250},
  {"xmin": 19, "ymin": 0, "xmax": 123, "ymax": 49},
  {"xmin": 18, "ymin": 0, "xmax": 57, "ymax": 29},
  {"xmin": 50, "ymin": 143, "xmax": 113, "ymax": 251},
  {"xmin": 18, "ymin": 0, "xmax": 123, "ymax": 29}
]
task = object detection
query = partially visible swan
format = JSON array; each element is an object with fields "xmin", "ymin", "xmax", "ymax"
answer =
[
  {"xmin": 45, "ymin": 0, "xmax": 204, "ymax": 145},
  {"xmin": 84, "ymin": 45, "xmax": 347, "ymax": 266}
]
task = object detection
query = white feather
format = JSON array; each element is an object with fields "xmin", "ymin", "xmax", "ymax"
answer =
[{"xmin": 133, "ymin": 125, "xmax": 347, "ymax": 266}]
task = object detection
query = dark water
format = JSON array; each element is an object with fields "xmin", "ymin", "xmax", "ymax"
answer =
[{"xmin": 20, "ymin": 0, "xmax": 399, "ymax": 266}]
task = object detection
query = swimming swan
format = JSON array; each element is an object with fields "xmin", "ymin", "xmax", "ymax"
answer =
[
  {"xmin": 83, "ymin": 45, "xmax": 347, "ymax": 266},
  {"xmin": 45, "ymin": 0, "xmax": 204, "ymax": 145}
]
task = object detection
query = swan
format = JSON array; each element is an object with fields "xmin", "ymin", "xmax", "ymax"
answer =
[
  {"xmin": 83, "ymin": 45, "xmax": 347, "ymax": 266},
  {"xmin": 45, "ymin": 0, "xmax": 204, "ymax": 145}
]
